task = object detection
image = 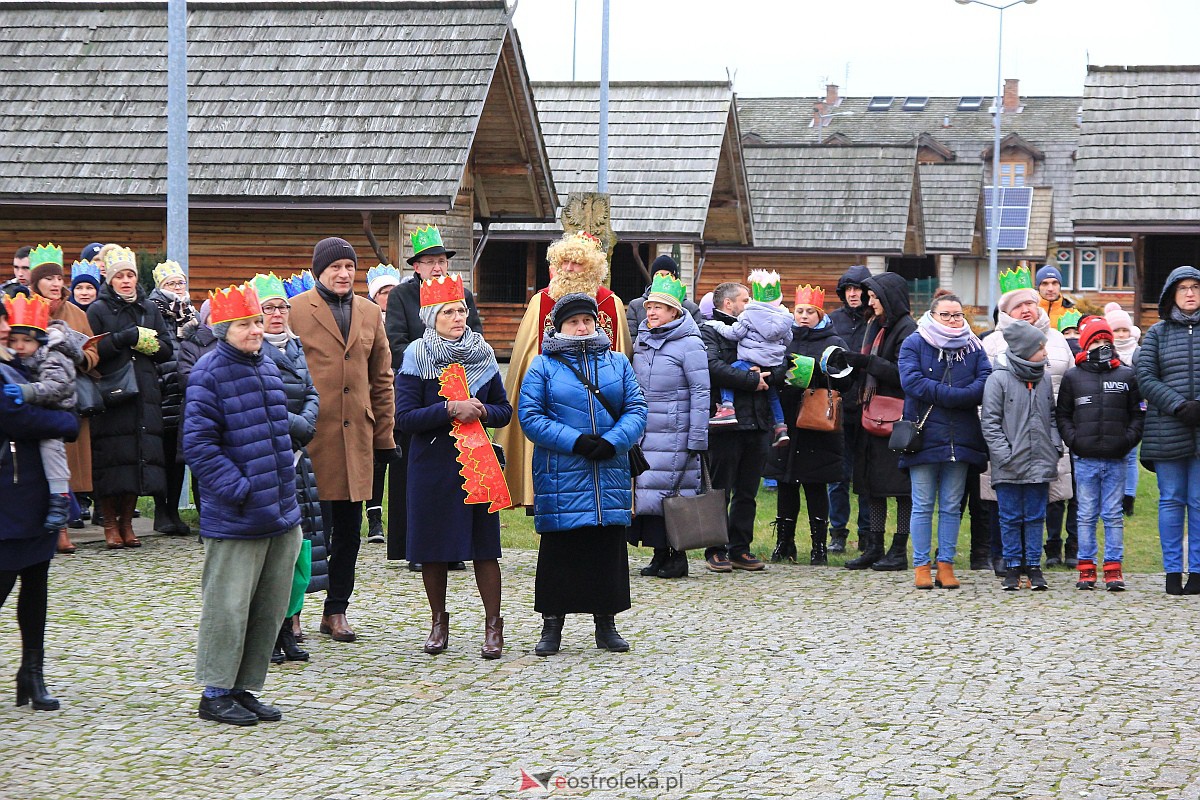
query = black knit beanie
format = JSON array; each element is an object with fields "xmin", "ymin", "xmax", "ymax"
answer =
[
  {"xmin": 552, "ymin": 292, "xmax": 599, "ymax": 331},
  {"xmin": 650, "ymin": 254, "xmax": 679, "ymax": 277},
  {"xmin": 312, "ymin": 237, "xmax": 357, "ymax": 278}
]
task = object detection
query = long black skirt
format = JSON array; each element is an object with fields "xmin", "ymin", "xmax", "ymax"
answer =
[
  {"xmin": 535, "ymin": 525, "xmax": 631, "ymax": 616},
  {"xmin": 627, "ymin": 513, "xmax": 668, "ymax": 549}
]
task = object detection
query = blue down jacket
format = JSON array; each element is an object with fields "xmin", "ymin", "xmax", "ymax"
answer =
[
  {"xmin": 183, "ymin": 341, "xmax": 300, "ymax": 540},
  {"xmin": 632, "ymin": 312, "xmax": 710, "ymax": 515},
  {"xmin": 519, "ymin": 340, "xmax": 648, "ymax": 533},
  {"xmin": 897, "ymin": 331, "xmax": 991, "ymax": 469}
]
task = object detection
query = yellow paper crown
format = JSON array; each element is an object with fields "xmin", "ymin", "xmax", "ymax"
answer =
[
  {"xmin": 152, "ymin": 260, "xmax": 185, "ymax": 287},
  {"xmin": 102, "ymin": 247, "xmax": 137, "ymax": 278}
]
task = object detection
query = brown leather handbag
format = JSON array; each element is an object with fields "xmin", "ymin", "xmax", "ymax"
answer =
[
  {"xmin": 861, "ymin": 381, "xmax": 904, "ymax": 438},
  {"xmin": 795, "ymin": 382, "xmax": 842, "ymax": 432}
]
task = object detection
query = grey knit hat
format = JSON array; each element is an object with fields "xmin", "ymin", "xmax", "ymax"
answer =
[{"xmin": 1004, "ymin": 319, "xmax": 1047, "ymax": 360}]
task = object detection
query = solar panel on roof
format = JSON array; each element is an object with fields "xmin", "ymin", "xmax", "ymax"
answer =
[
  {"xmin": 867, "ymin": 96, "xmax": 893, "ymax": 111},
  {"xmin": 983, "ymin": 187, "xmax": 1033, "ymax": 250},
  {"xmin": 957, "ymin": 96, "xmax": 984, "ymax": 111},
  {"xmin": 902, "ymin": 97, "xmax": 928, "ymax": 111}
]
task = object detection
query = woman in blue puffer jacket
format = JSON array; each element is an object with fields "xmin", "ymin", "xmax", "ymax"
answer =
[
  {"xmin": 519, "ymin": 293, "xmax": 648, "ymax": 657},
  {"xmin": 183, "ymin": 285, "xmax": 301, "ymax": 727}
]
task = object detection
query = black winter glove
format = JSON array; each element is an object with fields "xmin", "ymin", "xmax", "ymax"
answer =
[
  {"xmin": 573, "ymin": 434, "xmax": 601, "ymax": 457},
  {"xmin": 589, "ymin": 437, "xmax": 617, "ymax": 462},
  {"xmin": 288, "ymin": 414, "xmax": 315, "ymax": 447},
  {"xmin": 843, "ymin": 352, "xmax": 871, "ymax": 369},
  {"xmin": 112, "ymin": 327, "xmax": 140, "ymax": 348},
  {"xmin": 1175, "ymin": 400, "xmax": 1200, "ymax": 427},
  {"xmin": 375, "ymin": 446, "xmax": 402, "ymax": 464}
]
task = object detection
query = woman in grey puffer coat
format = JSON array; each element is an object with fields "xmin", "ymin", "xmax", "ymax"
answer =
[{"xmin": 626, "ymin": 279, "xmax": 710, "ymax": 579}]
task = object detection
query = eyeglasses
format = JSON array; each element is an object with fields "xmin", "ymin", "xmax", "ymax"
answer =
[
  {"xmin": 934, "ymin": 312, "xmax": 966, "ymax": 321},
  {"xmin": 261, "ymin": 304, "xmax": 290, "ymax": 315},
  {"xmin": 1177, "ymin": 284, "xmax": 1200, "ymax": 295}
]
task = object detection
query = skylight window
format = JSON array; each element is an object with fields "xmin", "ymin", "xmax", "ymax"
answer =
[
  {"xmin": 902, "ymin": 97, "xmax": 928, "ymax": 111},
  {"xmin": 867, "ymin": 96, "xmax": 893, "ymax": 111},
  {"xmin": 958, "ymin": 96, "xmax": 985, "ymax": 111}
]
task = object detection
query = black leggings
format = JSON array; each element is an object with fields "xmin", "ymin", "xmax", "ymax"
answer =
[
  {"xmin": 870, "ymin": 496, "xmax": 912, "ymax": 536},
  {"xmin": 776, "ymin": 481, "xmax": 830, "ymax": 526},
  {"xmin": 0, "ymin": 560, "xmax": 50, "ymax": 651}
]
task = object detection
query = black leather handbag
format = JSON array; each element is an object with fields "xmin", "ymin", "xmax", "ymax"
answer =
[
  {"xmin": 98, "ymin": 360, "xmax": 139, "ymax": 407},
  {"xmin": 548, "ymin": 354, "xmax": 649, "ymax": 477}
]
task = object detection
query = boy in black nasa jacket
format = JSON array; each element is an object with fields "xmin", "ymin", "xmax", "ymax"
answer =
[{"xmin": 1056, "ymin": 316, "xmax": 1144, "ymax": 591}]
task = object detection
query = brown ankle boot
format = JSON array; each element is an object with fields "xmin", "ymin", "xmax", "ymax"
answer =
[
  {"xmin": 913, "ymin": 564, "xmax": 933, "ymax": 589},
  {"xmin": 118, "ymin": 495, "xmax": 141, "ymax": 548},
  {"xmin": 935, "ymin": 561, "xmax": 959, "ymax": 589},
  {"xmin": 99, "ymin": 498, "xmax": 123, "ymax": 549},
  {"xmin": 423, "ymin": 611, "xmax": 449, "ymax": 654},
  {"xmin": 482, "ymin": 615, "xmax": 503, "ymax": 659},
  {"xmin": 56, "ymin": 528, "xmax": 76, "ymax": 555}
]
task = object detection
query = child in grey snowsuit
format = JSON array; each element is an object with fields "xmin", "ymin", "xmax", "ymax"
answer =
[{"xmin": 706, "ymin": 296, "xmax": 793, "ymax": 446}]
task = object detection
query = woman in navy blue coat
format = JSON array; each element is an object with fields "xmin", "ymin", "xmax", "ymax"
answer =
[
  {"xmin": 518, "ymin": 293, "xmax": 648, "ymax": 657},
  {"xmin": 897, "ymin": 291, "xmax": 991, "ymax": 590},
  {"xmin": 395, "ymin": 286, "xmax": 511, "ymax": 659},
  {"xmin": 0, "ymin": 299, "xmax": 80, "ymax": 711}
]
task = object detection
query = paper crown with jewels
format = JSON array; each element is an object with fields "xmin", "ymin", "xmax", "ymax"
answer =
[
  {"xmin": 998, "ymin": 265, "xmax": 1035, "ymax": 295},
  {"xmin": 102, "ymin": 246, "xmax": 137, "ymax": 277},
  {"xmin": 748, "ymin": 269, "xmax": 783, "ymax": 303},
  {"xmin": 28, "ymin": 243, "xmax": 62, "ymax": 269},
  {"xmin": 3, "ymin": 292, "xmax": 51, "ymax": 332},
  {"xmin": 408, "ymin": 225, "xmax": 457, "ymax": 264},
  {"xmin": 152, "ymin": 260, "xmax": 185, "ymax": 287},
  {"xmin": 420, "ymin": 274, "xmax": 465, "ymax": 308},
  {"xmin": 208, "ymin": 283, "xmax": 262, "ymax": 325},
  {"xmin": 1056, "ymin": 308, "xmax": 1083, "ymax": 332},
  {"xmin": 785, "ymin": 353, "xmax": 816, "ymax": 389},
  {"xmin": 794, "ymin": 285, "xmax": 826, "ymax": 309},
  {"xmin": 647, "ymin": 270, "xmax": 686, "ymax": 306},
  {"xmin": 250, "ymin": 273, "xmax": 288, "ymax": 305},
  {"xmin": 70, "ymin": 260, "xmax": 102, "ymax": 283},
  {"xmin": 282, "ymin": 270, "xmax": 315, "ymax": 298}
]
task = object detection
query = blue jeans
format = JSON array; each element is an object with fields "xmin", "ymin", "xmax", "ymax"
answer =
[
  {"xmin": 995, "ymin": 483, "xmax": 1049, "ymax": 568},
  {"xmin": 721, "ymin": 360, "xmax": 783, "ymax": 425},
  {"xmin": 1155, "ymin": 456, "xmax": 1200, "ymax": 574},
  {"xmin": 1124, "ymin": 448, "xmax": 1140, "ymax": 497},
  {"xmin": 1073, "ymin": 457, "xmax": 1125, "ymax": 563},
  {"xmin": 829, "ymin": 420, "xmax": 870, "ymax": 533},
  {"xmin": 908, "ymin": 462, "xmax": 969, "ymax": 567}
]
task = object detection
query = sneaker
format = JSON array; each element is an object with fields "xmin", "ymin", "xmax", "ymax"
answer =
[
  {"xmin": 367, "ymin": 530, "xmax": 385, "ymax": 544},
  {"xmin": 1103, "ymin": 561, "xmax": 1125, "ymax": 592},
  {"xmin": 729, "ymin": 552, "xmax": 766, "ymax": 571},
  {"xmin": 1001, "ymin": 566, "xmax": 1020, "ymax": 591},
  {"xmin": 705, "ymin": 552, "xmax": 733, "ymax": 573},
  {"xmin": 709, "ymin": 403, "xmax": 738, "ymax": 427},
  {"xmin": 771, "ymin": 424, "xmax": 790, "ymax": 448},
  {"xmin": 1027, "ymin": 567, "xmax": 1048, "ymax": 591},
  {"xmin": 1076, "ymin": 560, "xmax": 1097, "ymax": 590}
]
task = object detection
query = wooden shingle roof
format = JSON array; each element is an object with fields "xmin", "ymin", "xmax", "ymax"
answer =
[
  {"xmin": 738, "ymin": 95, "xmax": 1080, "ymax": 240},
  {"xmin": 0, "ymin": 0, "xmax": 555, "ymax": 217},
  {"xmin": 489, "ymin": 81, "xmax": 753, "ymax": 242},
  {"xmin": 1072, "ymin": 65, "xmax": 1200, "ymax": 232},
  {"xmin": 919, "ymin": 162, "xmax": 982, "ymax": 254},
  {"xmin": 745, "ymin": 145, "xmax": 920, "ymax": 253}
]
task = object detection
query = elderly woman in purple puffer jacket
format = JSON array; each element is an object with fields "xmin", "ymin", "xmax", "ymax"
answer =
[{"xmin": 626, "ymin": 273, "xmax": 710, "ymax": 579}]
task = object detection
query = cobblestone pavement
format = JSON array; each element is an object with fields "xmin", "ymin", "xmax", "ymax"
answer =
[{"xmin": 4, "ymin": 530, "xmax": 1200, "ymax": 800}]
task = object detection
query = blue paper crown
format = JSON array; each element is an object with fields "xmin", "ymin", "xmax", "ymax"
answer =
[
  {"xmin": 283, "ymin": 270, "xmax": 315, "ymax": 298},
  {"xmin": 367, "ymin": 264, "xmax": 401, "ymax": 285},
  {"xmin": 71, "ymin": 260, "xmax": 102, "ymax": 283}
]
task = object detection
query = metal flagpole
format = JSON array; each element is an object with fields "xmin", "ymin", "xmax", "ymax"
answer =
[{"xmin": 167, "ymin": 0, "xmax": 189, "ymax": 274}]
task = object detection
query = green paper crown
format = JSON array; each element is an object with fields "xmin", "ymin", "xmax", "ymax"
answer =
[
  {"xmin": 748, "ymin": 268, "xmax": 782, "ymax": 303},
  {"xmin": 411, "ymin": 225, "xmax": 446, "ymax": 258},
  {"xmin": 998, "ymin": 266, "xmax": 1034, "ymax": 295},
  {"xmin": 1056, "ymin": 308, "xmax": 1083, "ymax": 332},
  {"xmin": 250, "ymin": 272, "xmax": 288, "ymax": 304},
  {"xmin": 29, "ymin": 243, "xmax": 62, "ymax": 269},
  {"xmin": 648, "ymin": 271, "xmax": 686, "ymax": 305},
  {"xmin": 785, "ymin": 353, "xmax": 816, "ymax": 389}
]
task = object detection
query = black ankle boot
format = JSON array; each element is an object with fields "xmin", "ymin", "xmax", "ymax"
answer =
[
  {"xmin": 535, "ymin": 615, "xmax": 564, "ymax": 656},
  {"xmin": 828, "ymin": 528, "xmax": 848, "ymax": 553},
  {"xmin": 640, "ymin": 548, "xmax": 668, "ymax": 577},
  {"xmin": 656, "ymin": 549, "xmax": 688, "ymax": 579},
  {"xmin": 366, "ymin": 506, "xmax": 384, "ymax": 543},
  {"xmin": 594, "ymin": 615, "xmax": 629, "ymax": 652},
  {"xmin": 871, "ymin": 533, "xmax": 909, "ymax": 571},
  {"xmin": 810, "ymin": 521, "xmax": 828, "ymax": 566},
  {"xmin": 15, "ymin": 649, "xmax": 59, "ymax": 711},
  {"xmin": 1184, "ymin": 574, "xmax": 1200, "ymax": 595},
  {"xmin": 769, "ymin": 518, "xmax": 797, "ymax": 563},
  {"xmin": 278, "ymin": 622, "xmax": 310, "ymax": 661},
  {"xmin": 845, "ymin": 531, "xmax": 883, "ymax": 570},
  {"xmin": 1166, "ymin": 573, "xmax": 1184, "ymax": 595}
]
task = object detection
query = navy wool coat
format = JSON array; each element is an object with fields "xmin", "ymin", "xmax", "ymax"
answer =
[{"xmin": 182, "ymin": 341, "xmax": 301, "ymax": 540}]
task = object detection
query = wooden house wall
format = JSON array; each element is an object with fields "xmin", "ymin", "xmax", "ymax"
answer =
[{"xmin": 699, "ymin": 251, "xmax": 861, "ymax": 312}]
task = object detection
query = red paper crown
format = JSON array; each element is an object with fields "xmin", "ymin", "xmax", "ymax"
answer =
[
  {"xmin": 208, "ymin": 283, "xmax": 262, "ymax": 325},
  {"xmin": 420, "ymin": 274, "xmax": 465, "ymax": 307},
  {"xmin": 3, "ymin": 292, "xmax": 51, "ymax": 332},
  {"xmin": 794, "ymin": 285, "xmax": 826, "ymax": 309}
]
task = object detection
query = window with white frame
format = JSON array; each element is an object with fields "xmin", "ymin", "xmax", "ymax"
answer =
[{"xmin": 1077, "ymin": 248, "xmax": 1099, "ymax": 291}]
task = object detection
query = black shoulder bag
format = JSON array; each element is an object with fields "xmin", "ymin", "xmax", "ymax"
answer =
[{"xmin": 548, "ymin": 354, "xmax": 650, "ymax": 477}]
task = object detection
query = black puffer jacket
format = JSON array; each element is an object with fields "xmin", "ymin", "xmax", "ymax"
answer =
[
  {"xmin": 701, "ymin": 308, "xmax": 778, "ymax": 432},
  {"xmin": 1137, "ymin": 265, "xmax": 1200, "ymax": 463},
  {"xmin": 1057, "ymin": 358, "xmax": 1143, "ymax": 459},
  {"xmin": 176, "ymin": 322, "xmax": 218, "ymax": 461},
  {"xmin": 829, "ymin": 265, "xmax": 872, "ymax": 412},
  {"xmin": 147, "ymin": 288, "xmax": 187, "ymax": 432},
  {"xmin": 263, "ymin": 336, "xmax": 329, "ymax": 594},
  {"xmin": 86, "ymin": 284, "xmax": 173, "ymax": 497}
]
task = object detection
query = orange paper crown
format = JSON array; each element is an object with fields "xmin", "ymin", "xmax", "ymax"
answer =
[
  {"xmin": 420, "ymin": 274, "xmax": 465, "ymax": 307},
  {"xmin": 3, "ymin": 292, "xmax": 51, "ymax": 332},
  {"xmin": 794, "ymin": 285, "xmax": 826, "ymax": 309},
  {"xmin": 208, "ymin": 283, "xmax": 262, "ymax": 325}
]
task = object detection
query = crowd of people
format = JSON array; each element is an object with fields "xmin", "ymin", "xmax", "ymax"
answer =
[{"xmin": 2, "ymin": 232, "xmax": 1198, "ymax": 726}]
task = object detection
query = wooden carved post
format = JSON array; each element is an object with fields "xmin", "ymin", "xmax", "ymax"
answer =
[{"xmin": 561, "ymin": 192, "xmax": 615, "ymax": 287}]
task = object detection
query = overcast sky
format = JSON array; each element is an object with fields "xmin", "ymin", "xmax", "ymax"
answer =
[{"xmin": 511, "ymin": 0, "xmax": 1199, "ymax": 98}]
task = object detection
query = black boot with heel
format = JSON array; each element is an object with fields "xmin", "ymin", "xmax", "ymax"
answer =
[{"xmin": 15, "ymin": 649, "xmax": 59, "ymax": 711}]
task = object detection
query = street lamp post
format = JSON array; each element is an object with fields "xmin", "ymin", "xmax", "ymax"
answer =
[{"xmin": 955, "ymin": 0, "xmax": 1036, "ymax": 316}]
